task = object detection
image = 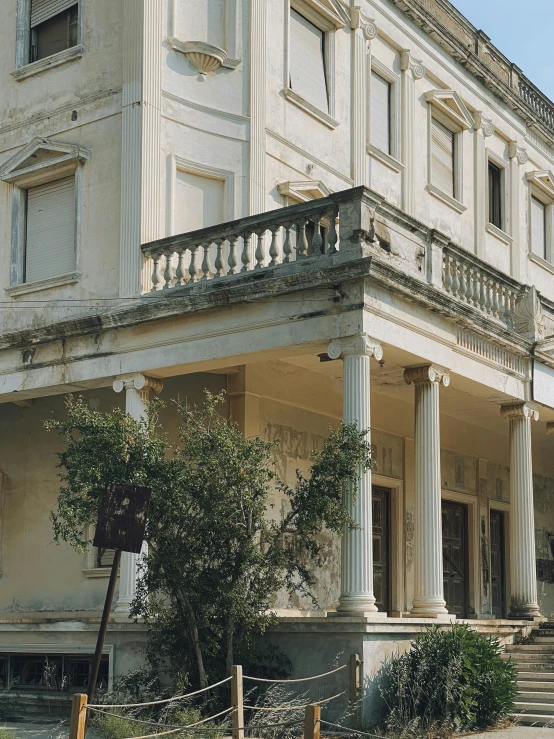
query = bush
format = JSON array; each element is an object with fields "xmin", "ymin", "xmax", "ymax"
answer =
[{"xmin": 375, "ymin": 624, "xmax": 517, "ymax": 738}]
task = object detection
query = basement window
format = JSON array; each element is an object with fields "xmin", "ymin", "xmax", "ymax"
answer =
[{"xmin": 1, "ymin": 654, "xmax": 108, "ymax": 692}]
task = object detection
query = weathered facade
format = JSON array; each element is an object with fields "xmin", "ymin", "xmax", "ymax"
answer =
[{"xmin": 2, "ymin": 0, "xmax": 554, "ymax": 718}]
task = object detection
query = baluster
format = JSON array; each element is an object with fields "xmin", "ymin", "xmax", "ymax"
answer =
[
  {"xmin": 228, "ymin": 235, "xmax": 238, "ymax": 275},
  {"xmin": 269, "ymin": 226, "xmax": 279, "ymax": 266},
  {"xmin": 163, "ymin": 248, "xmax": 173, "ymax": 289},
  {"xmin": 189, "ymin": 244, "xmax": 199, "ymax": 283},
  {"xmin": 296, "ymin": 219, "xmax": 308, "ymax": 258},
  {"xmin": 451, "ymin": 258, "xmax": 460, "ymax": 297},
  {"xmin": 485, "ymin": 277, "xmax": 493, "ymax": 313},
  {"xmin": 312, "ymin": 216, "xmax": 323, "ymax": 255},
  {"xmin": 327, "ymin": 206, "xmax": 338, "ymax": 253},
  {"xmin": 214, "ymin": 238, "xmax": 224, "ymax": 278},
  {"xmin": 241, "ymin": 231, "xmax": 251, "ymax": 273},
  {"xmin": 283, "ymin": 223, "xmax": 293, "ymax": 263},
  {"xmin": 472, "ymin": 268, "xmax": 480, "ymax": 307},
  {"xmin": 150, "ymin": 250, "xmax": 162, "ymax": 292},
  {"xmin": 175, "ymin": 247, "xmax": 186, "ymax": 286},
  {"xmin": 201, "ymin": 241, "xmax": 213, "ymax": 281},
  {"xmin": 459, "ymin": 262, "xmax": 467, "ymax": 302},
  {"xmin": 491, "ymin": 282, "xmax": 500, "ymax": 317},
  {"xmin": 255, "ymin": 230, "xmax": 265, "ymax": 270},
  {"xmin": 443, "ymin": 253, "xmax": 452, "ymax": 293},
  {"xmin": 479, "ymin": 272, "xmax": 486, "ymax": 312}
]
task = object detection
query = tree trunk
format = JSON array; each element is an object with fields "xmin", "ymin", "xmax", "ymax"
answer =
[
  {"xmin": 226, "ymin": 616, "xmax": 235, "ymax": 677},
  {"xmin": 175, "ymin": 585, "xmax": 208, "ymax": 690}
]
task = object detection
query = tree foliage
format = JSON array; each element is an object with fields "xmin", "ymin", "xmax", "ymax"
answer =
[{"xmin": 46, "ymin": 392, "xmax": 372, "ymax": 690}]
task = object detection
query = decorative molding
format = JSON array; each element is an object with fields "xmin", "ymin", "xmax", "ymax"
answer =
[
  {"xmin": 351, "ymin": 7, "xmax": 377, "ymax": 39},
  {"xmin": 500, "ymin": 402, "xmax": 539, "ymax": 421},
  {"xmin": 12, "ymin": 44, "xmax": 84, "ymax": 81},
  {"xmin": 513, "ymin": 286, "xmax": 545, "ymax": 340},
  {"xmin": 525, "ymin": 170, "xmax": 554, "ymax": 200},
  {"xmin": 400, "ymin": 49, "xmax": 425, "ymax": 80},
  {"xmin": 113, "ymin": 374, "xmax": 163, "ymax": 395},
  {"xmin": 179, "ymin": 41, "xmax": 228, "ymax": 77},
  {"xmin": 508, "ymin": 141, "xmax": 528, "ymax": 165},
  {"xmin": 456, "ymin": 331, "xmax": 528, "ymax": 376},
  {"xmin": 6, "ymin": 272, "xmax": 81, "ymax": 297},
  {"xmin": 278, "ymin": 180, "xmax": 331, "ymax": 201},
  {"xmin": 424, "ymin": 90, "xmax": 474, "ymax": 130},
  {"xmin": 282, "ymin": 87, "xmax": 340, "ymax": 130},
  {"xmin": 404, "ymin": 364, "xmax": 450, "ymax": 386},
  {"xmin": 0, "ymin": 138, "xmax": 90, "ymax": 183},
  {"xmin": 473, "ymin": 111, "xmax": 494, "ymax": 137},
  {"xmin": 327, "ymin": 334, "xmax": 383, "ymax": 361},
  {"xmin": 168, "ymin": 37, "xmax": 240, "ymax": 71},
  {"xmin": 296, "ymin": 0, "xmax": 349, "ymax": 28}
]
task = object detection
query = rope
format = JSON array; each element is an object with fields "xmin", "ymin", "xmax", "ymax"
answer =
[
  {"xmin": 244, "ymin": 690, "xmax": 347, "ymax": 712},
  {"xmin": 88, "ymin": 676, "xmax": 232, "ymax": 709},
  {"xmin": 243, "ymin": 664, "xmax": 347, "ymax": 683},
  {"xmin": 320, "ymin": 720, "xmax": 384, "ymax": 738},
  {"xmin": 120, "ymin": 707, "xmax": 234, "ymax": 739}
]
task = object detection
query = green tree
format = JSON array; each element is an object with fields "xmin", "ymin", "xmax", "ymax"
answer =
[{"xmin": 47, "ymin": 392, "xmax": 371, "ymax": 691}]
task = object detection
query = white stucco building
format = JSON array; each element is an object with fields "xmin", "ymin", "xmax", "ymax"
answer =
[{"xmin": 2, "ymin": 0, "xmax": 554, "ymax": 722}]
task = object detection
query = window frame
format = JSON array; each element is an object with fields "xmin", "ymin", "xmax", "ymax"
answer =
[
  {"xmin": 525, "ymin": 171, "xmax": 554, "ymax": 268},
  {"xmin": 367, "ymin": 59, "xmax": 402, "ymax": 172},
  {"xmin": 485, "ymin": 149, "xmax": 510, "ymax": 243},
  {"xmin": 283, "ymin": 0, "xmax": 340, "ymax": 129},
  {"xmin": 14, "ymin": 0, "xmax": 84, "ymax": 80}
]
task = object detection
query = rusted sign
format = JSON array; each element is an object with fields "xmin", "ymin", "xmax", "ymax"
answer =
[{"xmin": 93, "ymin": 484, "xmax": 152, "ymax": 554}]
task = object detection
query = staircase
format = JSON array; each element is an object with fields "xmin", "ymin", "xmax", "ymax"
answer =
[{"xmin": 506, "ymin": 622, "xmax": 554, "ymax": 727}]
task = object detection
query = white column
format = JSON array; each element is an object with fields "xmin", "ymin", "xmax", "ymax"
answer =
[
  {"xmin": 350, "ymin": 8, "xmax": 377, "ymax": 186},
  {"xmin": 404, "ymin": 365, "xmax": 449, "ymax": 617},
  {"xmin": 112, "ymin": 373, "xmax": 163, "ymax": 615},
  {"xmin": 473, "ymin": 112, "xmax": 494, "ymax": 260},
  {"xmin": 400, "ymin": 50, "xmax": 425, "ymax": 216},
  {"xmin": 508, "ymin": 141, "xmax": 528, "ymax": 281},
  {"xmin": 327, "ymin": 334, "xmax": 382, "ymax": 615},
  {"xmin": 502, "ymin": 402, "xmax": 541, "ymax": 619}
]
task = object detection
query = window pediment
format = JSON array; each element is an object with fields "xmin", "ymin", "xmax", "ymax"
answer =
[
  {"xmin": 526, "ymin": 170, "xmax": 554, "ymax": 201},
  {"xmin": 0, "ymin": 138, "xmax": 89, "ymax": 185},
  {"xmin": 424, "ymin": 90, "xmax": 473, "ymax": 131},
  {"xmin": 291, "ymin": 0, "xmax": 348, "ymax": 28},
  {"xmin": 278, "ymin": 180, "xmax": 331, "ymax": 201}
]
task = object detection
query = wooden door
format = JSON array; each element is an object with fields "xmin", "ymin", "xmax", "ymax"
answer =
[
  {"xmin": 373, "ymin": 486, "xmax": 391, "ymax": 614},
  {"xmin": 490, "ymin": 510, "xmax": 506, "ymax": 618},
  {"xmin": 442, "ymin": 500, "xmax": 469, "ymax": 617}
]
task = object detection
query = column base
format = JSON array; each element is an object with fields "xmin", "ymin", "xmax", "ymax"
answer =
[
  {"xmin": 508, "ymin": 602, "xmax": 542, "ymax": 620},
  {"xmin": 410, "ymin": 598, "xmax": 449, "ymax": 618},
  {"xmin": 336, "ymin": 594, "xmax": 379, "ymax": 614}
]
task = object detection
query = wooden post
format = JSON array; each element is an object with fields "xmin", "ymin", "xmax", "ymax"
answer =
[
  {"xmin": 231, "ymin": 664, "xmax": 244, "ymax": 739},
  {"xmin": 349, "ymin": 653, "xmax": 361, "ymax": 704},
  {"xmin": 304, "ymin": 704, "xmax": 320, "ymax": 739},
  {"xmin": 69, "ymin": 693, "xmax": 87, "ymax": 739}
]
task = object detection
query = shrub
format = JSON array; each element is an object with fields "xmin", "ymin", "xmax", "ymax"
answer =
[{"xmin": 375, "ymin": 624, "xmax": 517, "ymax": 738}]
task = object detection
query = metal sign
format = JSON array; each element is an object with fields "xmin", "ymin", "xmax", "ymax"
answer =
[{"xmin": 93, "ymin": 484, "xmax": 152, "ymax": 554}]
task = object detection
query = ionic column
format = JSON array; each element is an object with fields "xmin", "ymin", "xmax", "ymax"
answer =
[
  {"xmin": 112, "ymin": 373, "xmax": 163, "ymax": 615},
  {"xmin": 404, "ymin": 365, "xmax": 449, "ymax": 617},
  {"xmin": 327, "ymin": 334, "xmax": 382, "ymax": 614},
  {"xmin": 502, "ymin": 402, "xmax": 540, "ymax": 619}
]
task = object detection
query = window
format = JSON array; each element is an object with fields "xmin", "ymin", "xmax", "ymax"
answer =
[
  {"xmin": 31, "ymin": 0, "xmax": 78, "ymax": 62},
  {"xmin": 174, "ymin": 169, "xmax": 225, "ymax": 235},
  {"xmin": 25, "ymin": 177, "xmax": 76, "ymax": 284},
  {"xmin": 430, "ymin": 117, "xmax": 455, "ymax": 198},
  {"xmin": 531, "ymin": 196, "xmax": 547, "ymax": 259},
  {"xmin": 4, "ymin": 653, "xmax": 108, "ymax": 692},
  {"xmin": 289, "ymin": 9, "xmax": 328, "ymax": 113},
  {"xmin": 96, "ymin": 546, "xmax": 116, "ymax": 569},
  {"xmin": 488, "ymin": 161, "xmax": 503, "ymax": 229},
  {"xmin": 370, "ymin": 71, "xmax": 391, "ymax": 155}
]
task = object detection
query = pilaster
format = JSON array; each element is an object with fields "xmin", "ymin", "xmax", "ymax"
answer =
[
  {"xmin": 404, "ymin": 365, "xmax": 449, "ymax": 617},
  {"xmin": 473, "ymin": 112, "xmax": 494, "ymax": 260},
  {"xmin": 249, "ymin": 0, "xmax": 267, "ymax": 215},
  {"xmin": 327, "ymin": 334, "xmax": 383, "ymax": 616},
  {"xmin": 501, "ymin": 402, "xmax": 540, "ymax": 619},
  {"xmin": 400, "ymin": 50, "xmax": 424, "ymax": 216},
  {"xmin": 351, "ymin": 8, "xmax": 377, "ymax": 187},
  {"xmin": 508, "ymin": 141, "xmax": 529, "ymax": 281}
]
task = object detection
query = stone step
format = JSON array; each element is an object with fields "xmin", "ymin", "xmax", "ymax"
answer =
[
  {"xmin": 505, "ymin": 653, "xmax": 554, "ymax": 662},
  {"xmin": 518, "ymin": 692, "xmax": 554, "ymax": 704},
  {"xmin": 517, "ymin": 672, "xmax": 554, "ymax": 681},
  {"xmin": 518, "ymin": 681, "xmax": 554, "ymax": 691},
  {"xmin": 533, "ymin": 637, "xmax": 554, "ymax": 644},
  {"xmin": 512, "ymin": 713, "xmax": 554, "ymax": 727},
  {"xmin": 514, "ymin": 665, "xmax": 554, "ymax": 674},
  {"xmin": 507, "ymin": 645, "xmax": 554, "ymax": 653},
  {"xmin": 514, "ymin": 702, "xmax": 554, "ymax": 715}
]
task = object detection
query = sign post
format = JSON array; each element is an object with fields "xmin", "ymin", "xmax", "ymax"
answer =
[{"xmin": 87, "ymin": 484, "xmax": 152, "ymax": 706}]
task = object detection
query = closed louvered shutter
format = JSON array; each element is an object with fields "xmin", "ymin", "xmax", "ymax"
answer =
[
  {"xmin": 289, "ymin": 9, "xmax": 328, "ymax": 112},
  {"xmin": 31, "ymin": 0, "xmax": 77, "ymax": 27},
  {"xmin": 96, "ymin": 548, "xmax": 116, "ymax": 568},
  {"xmin": 531, "ymin": 196, "xmax": 547, "ymax": 258},
  {"xmin": 25, "ymin": 177, "xmax": 76, "ymax": 284},
  {"xmin": 370, "ymin": 71, "xmax": 391, "ymax": 154},
  {"xmin": 431, "ymin": 117, "xmax": 455, "ymax": 198}
]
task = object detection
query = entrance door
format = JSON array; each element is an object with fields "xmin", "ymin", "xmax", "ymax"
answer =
[
  {"xmin": 490, "ymin": 510, "xmax": 506, "ymax": 618},
  {"xmin": 442, "ymin": 500, "xmax": 469, "ymax": 617},
  {"xmin": 373, "ymin": 486, "xmax": 391, "ymax": 614}
]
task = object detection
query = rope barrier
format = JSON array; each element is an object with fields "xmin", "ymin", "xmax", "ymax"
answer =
[
  {"xmin": 243, "ymin": 664, "xmax": 347, "ymax": 684},
  {"xmin": 88, "ymin": 676, "xmax": 232, "ymax": 709},
  {"xmin": 120, "ymin": 707, "xmax": 234, "ymax": 739},
  {"xmin": 244, "ymin": 690, "xmax": 347, "ymax": 712}
]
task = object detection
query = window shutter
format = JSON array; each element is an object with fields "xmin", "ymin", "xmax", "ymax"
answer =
[
  {"xmin": 25, "ymin": 177, "xmax": 76, "ymax": 284},
  {"xmin": 431, "ymin": 117, "xmax": 455, "ymax": 198},
  {"xmin": 531, "ymin": 196, "xmax": 547, "ymax": 259},
  {"xmin": 31, "ymin": 0, "xmax": 77, "ymax": 28},
  {"xmin": 96, "ymin": 547, "xmax": 116, "ymax": 569},
  {"xmin": 370, "ymin": 71, "xmax": 391, "ymax": 154},
  {"xmin": 289, "ymin": 10, "xmax": 328, "ymax": 112}
]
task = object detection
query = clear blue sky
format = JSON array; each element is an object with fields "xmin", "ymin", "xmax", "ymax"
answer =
[{"xmin": 451, "ymin": 0, "xmax": 554, "ymax": 100}]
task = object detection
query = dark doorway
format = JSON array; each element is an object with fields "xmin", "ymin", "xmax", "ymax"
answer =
[
  {"xmin": 373, "ymin": 486, "xmax": 391, "ymax": 614},
  {"xmin": 490, "ymin": 510, "xmax": 506, "ymax": 618},
  {"xmin": 442, "ymin": 500, "xmax": 469, "ymax": 617}
]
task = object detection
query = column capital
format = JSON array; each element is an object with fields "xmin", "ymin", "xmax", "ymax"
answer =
[
  {"xmin": 113, "ymin": 373, "xmax": 163, "ymax": 395},
  {"xmin": 508, "ymin": 140, "xmax": 528, "ymax": 165},
  {"xmin": 400, "ymin": 49, "xmax": 425, "ymax": 79},
  {"xmin": 350, "ymin": 7, "xmax": 378, "ymax": 39},
  {"xmin": 404, "ymin": 364, "xmax": 450, "ymax": 387},
  {"xmin": 473, "ymin": 111, "xmax": 495, "ymax": 137},
  {"xmin": 328, "ymin": 334, "xmax": 383, "ymax": 361},
  {"xmin": 501, "ymin": 402, "xmax": 539, "ymax": 421}
]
